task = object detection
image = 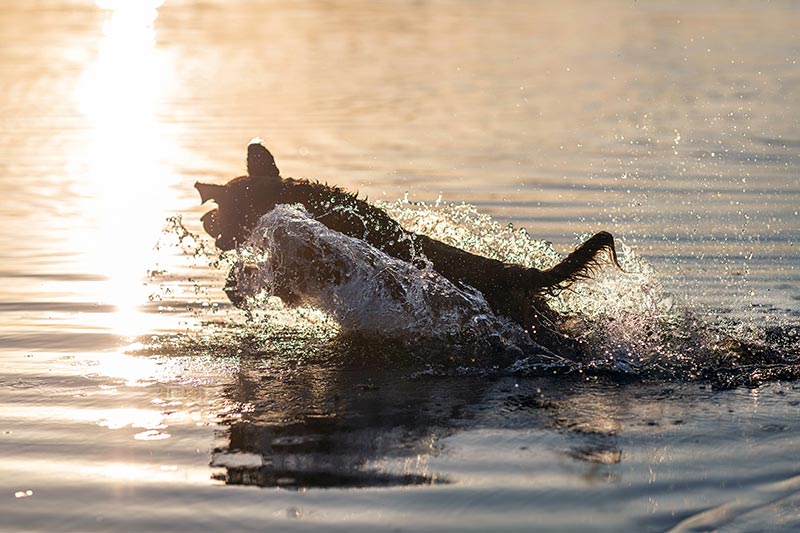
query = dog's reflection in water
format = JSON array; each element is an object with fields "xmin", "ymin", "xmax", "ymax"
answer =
[
  {"xmin": 209, "ymin": 362, "xmax": 630, "ymax": 489},
  {"xmin": 209, "ymin": 364, "xmax": 472, "ymax": 489}
]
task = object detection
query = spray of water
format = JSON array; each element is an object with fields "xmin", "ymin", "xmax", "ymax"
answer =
[
  {"xmin": 225, "ymin": 205, "xmax": 560, "ymax": 367},
  {"xmin": 378, "ymin": 199, "xmax": 799, "ymax": 382},
  {"xmin": 150, "ymin": 200, "xmax": 799, "ymax": 385}
]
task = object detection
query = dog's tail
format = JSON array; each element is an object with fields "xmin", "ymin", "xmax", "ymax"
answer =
[{"xmin": 532, "ymin": 231, "xmax": 623, "ymax": 293}]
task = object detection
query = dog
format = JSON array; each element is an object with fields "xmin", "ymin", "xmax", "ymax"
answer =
[{"xmin": 196, "ymin": 141, "xmax": 621, "ymax": 349}]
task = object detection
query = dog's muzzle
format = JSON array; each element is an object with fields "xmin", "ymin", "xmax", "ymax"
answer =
[{"xmin": 200, "ymin": 208, "xmax": 219, "ymax": 236}]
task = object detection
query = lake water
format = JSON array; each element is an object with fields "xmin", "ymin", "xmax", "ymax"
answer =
[{"xmin": 1, "ymin": 1, "xmax": 799, "ymax": 531}]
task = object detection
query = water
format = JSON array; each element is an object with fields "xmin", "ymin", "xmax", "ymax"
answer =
[{"xmin": 1, "ymin": 0, "xmax": 799, "ymax": 531}]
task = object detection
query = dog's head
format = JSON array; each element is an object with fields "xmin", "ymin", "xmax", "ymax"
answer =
[{"xmin": 195, "ymin": 141, "xmax": 281, "ymax": 250}]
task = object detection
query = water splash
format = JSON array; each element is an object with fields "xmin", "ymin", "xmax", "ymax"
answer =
[
  {"xmin": 224, "ymin": 205, "xmax": 554, "ymax": 366},
  {"xmin": 149, "ymin": 200, "xmax": 799, "ymax": 385},
  {"xmin": 377, "ymin": 199, "xmax": 799, "ymax": 383}
]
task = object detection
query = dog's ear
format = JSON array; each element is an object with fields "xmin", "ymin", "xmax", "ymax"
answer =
[
  {"xmin": 247, "ymin": 140, "xmax": 280, "ymax": 179},
  {"xmin": 195, "ymin": 182, "xmax": 225, "ymax": 204}
]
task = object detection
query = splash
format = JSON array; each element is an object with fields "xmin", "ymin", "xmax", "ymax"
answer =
[
  {"xmin": 149, "ymin": 200, "xmax": 799, "ymax": 385},
  {"xmin": 376, "ymin": 199, "xmax": 799, "ymax": 383},
  {"xmin": 224, "ymin": 205, "xmax": 554, "ymax": 366}
]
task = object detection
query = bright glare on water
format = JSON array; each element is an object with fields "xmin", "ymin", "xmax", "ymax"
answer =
[{"xmin": 0, "ymin": 1, "xmax": 799, "ymax": 531}]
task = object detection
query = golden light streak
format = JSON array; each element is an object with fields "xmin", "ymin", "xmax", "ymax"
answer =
[
  {"xmin": 91, "ymin": 350, "xmax": 165, "ymax": 385},
  {"xmin": 73, "ymin": 0, "xmax": 178, "ymax": 338}
]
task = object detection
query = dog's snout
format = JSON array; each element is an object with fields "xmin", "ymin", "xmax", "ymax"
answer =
[{"xmin": 201, "ymin": 209, "xmax": 220, "ymax": 237}]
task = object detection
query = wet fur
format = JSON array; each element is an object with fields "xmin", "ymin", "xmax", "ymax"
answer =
[{"xmin": 196, "ymin": 142, "xmax": 621, "ymax": 348}]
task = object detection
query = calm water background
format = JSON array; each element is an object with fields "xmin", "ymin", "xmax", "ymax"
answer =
[{"xmin": 1, "ymin": 1, "xmax": 799, "ymax": 531}]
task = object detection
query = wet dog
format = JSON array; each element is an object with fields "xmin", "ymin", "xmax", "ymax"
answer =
[{"xmin": 196, "ymin": 141, "xmax": 621, "ymax": 347}]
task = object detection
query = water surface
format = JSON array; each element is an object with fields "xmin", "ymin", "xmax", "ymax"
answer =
[{"xmin": 1, "ymin": 1, "xmax": 799, "ymax": 531}]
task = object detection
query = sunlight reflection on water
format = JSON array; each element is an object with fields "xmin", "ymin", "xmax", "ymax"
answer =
[
  {"xmin": 72, "ymin": 0, "xmax": 178, "ymax": 338},
  {"xmin": 0, "ymin": 1, "xmax": 799, "ymax": 531}
]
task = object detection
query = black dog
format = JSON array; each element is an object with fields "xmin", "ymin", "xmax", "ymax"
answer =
[{"xmin": 196, "ymin": 142, "xmax": 621, "ymax": 346}]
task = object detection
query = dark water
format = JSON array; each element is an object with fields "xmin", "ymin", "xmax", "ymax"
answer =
[{"xmin": 1, "ymin": 1, "xmax": 800, "ymax": 531}]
